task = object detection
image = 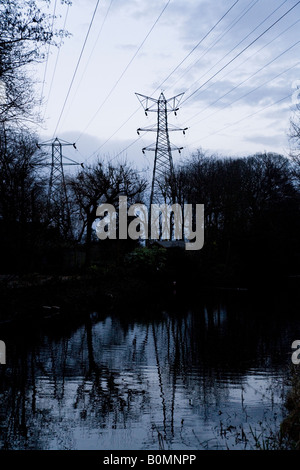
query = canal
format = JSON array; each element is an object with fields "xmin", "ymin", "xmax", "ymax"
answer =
[{"xmin": 0, "ymin": 290, "xmax": 298, "ymax": 450}]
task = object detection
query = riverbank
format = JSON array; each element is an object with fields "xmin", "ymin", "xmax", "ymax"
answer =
[
  {"xmin": 1, "ymin": 260, "xmax": 299, "ymax": 328},
  {"xmin": 0, "ymin": 285, "xmax": 297, "ymax": 451},
  {"xmin": 0, "ymin": 266, "xmax": 182, "ymax": 327},
  {"xmin": 1, "ymin": 264, "xmax": 300, "ymax": 451},
  {"xmin": 280, "ymin": 365, "xmax": 300, "ymax": 449}
]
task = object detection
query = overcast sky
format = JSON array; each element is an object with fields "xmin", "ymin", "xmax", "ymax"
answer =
[{"xmin": 36, "ymin": 0, "xmax": 300, "ymax": 171}]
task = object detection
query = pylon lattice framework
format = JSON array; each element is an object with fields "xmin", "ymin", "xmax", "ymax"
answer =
[
  {"xmin": 37, "ymin": 137, "xmax": 82, "ymax": 237},
  {"xmin": 136, "ymin": 92, "xmax": 187, "ymax": 207}
]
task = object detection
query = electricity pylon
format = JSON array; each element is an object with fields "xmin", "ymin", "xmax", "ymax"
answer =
[
  {"xmin": 37, "ymin": 137, "xmax": 83, "ymax": 238},
  {"xmin": 136, "ymin": 91, "xmax": 187, "ymax": 208}
]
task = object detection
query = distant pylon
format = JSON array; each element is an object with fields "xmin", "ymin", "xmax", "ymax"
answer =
[
  {"xmin": 37, "ymin": 137, "xmax": 83, "ymax": 238},
  {"xmin": 136, "ymin": 91, "xmax": 187, "ymax": 208}
]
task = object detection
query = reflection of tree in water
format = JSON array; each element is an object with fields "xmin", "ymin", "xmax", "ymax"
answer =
[
  {"xmin": 149, "ymin": 312, "xmax": 234, "ymax": 445},
  {"xmin": 0, "ymin": 316, "xmax": 152, "ymax": 449},
  {"xmin": 144, "ymin": 297, "xmax": 292, "ymax": 448},
  {"xmin": 0, "ymin": 296, "xmax": 293, "ymax": 449},
  {"xmin": 72, "ymin": 315, "xmax": 150, "ymax": 434},
  {"xmin": 0, "ymin": 338, "xmax": 45, "ymax": 449}
]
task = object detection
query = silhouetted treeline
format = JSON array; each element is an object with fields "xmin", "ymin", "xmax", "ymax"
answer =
[
  {"xmin": 1, "ymin": 1, "xmax": 299, "ymax": 287},
  {"xmin": 0, "ymin": 127, "xmax": 51, "ymax": 271},
  {"xmin": 170, "ymin": 150, "xmax": 300, "ymax": 287},
  {"xmin": 0, "ymin": 127, "xmax": 147, "ymax": 272},
  {"xmin": 1, "ymin": 125, "xmax": 299, "ymax": 289}
]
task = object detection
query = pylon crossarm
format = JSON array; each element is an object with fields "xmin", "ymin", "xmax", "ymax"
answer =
[
  {"xmin": 60, "ymin": 163, "xmax": 80, "ymax": 166},
  {"xmin": 135, "ymin": 93, "xmax": 158, "ymax": 114},
  {"xmin": 137, "ymin": 126, "xmax": 157, "ymax": 133},
  {"xmin": 168, "ymin": 124, "xmax": 188, "ymax": 133},
  {"xmin": 142, "ymin": 144, "xmax": 183, "ymax": 153},
  {"xmin": 37, "ymin": 138, "xmax": 76, "ymax": 147},
  {"xmin": 158, "ymin": 146, "xmax": 183, "ymax": 153},
  {"xmin": 165, "ymin": 93, "xmax": 185, "ymax": 112},
  {"xmin": 62, "ymin": 154, "xmax": 82, "ymax": 165},
  {"xmin": 138, "ymin": 125, "xmax": 187, "ymax": 133},
  {"xmin": 142, "ymin": 145, "xmax": 156, "ymax": 152}
]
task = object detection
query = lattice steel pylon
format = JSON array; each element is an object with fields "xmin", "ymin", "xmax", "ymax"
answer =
[
  {"xmin": 136, "ymin": 92, "xmax": 187, "ymax": 209},
  {"xmin": 37, "ymin": 137, "xmax": 83, "ymax": 238}
]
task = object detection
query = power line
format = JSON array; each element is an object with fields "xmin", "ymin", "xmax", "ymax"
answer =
[
  {"xmin": 190, "ymin": 91, "xmax": 293, "ymax": 148},
  {"xmin": 182, "ymin": 0, "xmax": 300, "ymax": 106},
  {"xmin": 52, "ymin": 0, "xmax": 101, "ymax": 138},
  {"xmin": 40, "ymin": 0, "xmax": 58, "ymax": 106},
  {"xmin": 187, "ymin": 35, "xmax": 300, "ymax": 127},
  {"xmin": 186, "ymin": 17, "xmax": 300, "ymax": 124},
  {"xmin": 180, "ymin": 0, "xmax": 288, "ymax": 99},
  {"xmin": 108, "ymin": 134, "xmax": 145, "ymax": 165},
  {"xmin": 87, "ymin": 0, "xmax": 290, "ymax": 161},
  {"xmin": 191, "ymin": 59, "xmax": 300, "ymax": 133},
  {"xmin": 167, "ymin": 0, "xmax": 260, "ymax": 93},
  {"xmin": 85, "ymin": 107, "xmax": 141, "ymax": 163},
  {"xmin": 59, "ymin": 0, "xmax": 114, "ymax": 130},
  {"xmin": 83, "ymin": 0, "xmax": 242, "ymax": 162},
  {"xmin": 76, "ymin": 0, "xmax": 171, "ymax": 144},
  {"xmin": 43, "ymin": 2, "xmax": 71, "ymax": 120},
  {"xmin": 82, "ymin": 1, "xmax": 300, "ymax": 165},
  {"xmin": 156, "ymin": 0, "xmax": 241, "ymax": 93}
]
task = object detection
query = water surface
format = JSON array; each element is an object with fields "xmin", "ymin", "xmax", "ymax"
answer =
[{"xmin": 0, "ymin": 291, "xmax": 298, "ymax": 450}]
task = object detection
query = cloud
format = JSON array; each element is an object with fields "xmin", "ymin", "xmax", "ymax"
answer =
[
  {"xmin": 244, "ymin": 132, "xmax": 289, "ymax": 151},
  {"xmin": 39, "ymin": 0, "xmax": 300, "ymax": 160},
  {"xmin": 116, "ymin": 43, "xmax": 139, "ymax": 51}
]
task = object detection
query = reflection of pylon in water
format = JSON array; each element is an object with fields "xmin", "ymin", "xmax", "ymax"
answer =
[
  {"xmin": 37, "ymin": 137, "xmax": 83, "ymax": 238},
  {"xmin": 136, "ymin": 91, "xmax": 187, "ymax": 208}
]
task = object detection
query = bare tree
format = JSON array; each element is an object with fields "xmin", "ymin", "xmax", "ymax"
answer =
[
  {"xmin": 0, "ymin": 127, "xmax": 46, "ymax": 222},
  {"xmin": 68, "ymin": 159, "xmax": 148, "ymax": 266},
  {"xmin": 0, "ymin": 0, "xmax": 70, "ymax": 126},
  {"xmin": 289, "ymin": 112, "xmax": 300, "ymax": 188},
  {"xmin": 0, "ymin": 126, "xmax": 49, "ymax": 270}
]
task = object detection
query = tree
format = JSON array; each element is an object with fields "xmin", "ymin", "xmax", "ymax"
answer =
[
  {"xmin": 289, "ymin": 110, "xmax": 300, "ymax": 188},
  {"xmin": 0, "ymin": 0, "xmax": 70, "ymax": 126},
  {"xmin": 0, "ymin": 1, "xmax": 73, "ymax": 272},
  {"xmin": 0, "ymin": 126, "xmax": 49, "ymax": 271},
  {"xmin": 171, "ymin": 150, "xmax": 300, "ymax": 284},
  {"xmin": 68, "ymin": 160, "xmax": 148, "ymax": 266},
  {"xmin": 0, "ymin": 127, "xmax": 46, "ymax": 222}
]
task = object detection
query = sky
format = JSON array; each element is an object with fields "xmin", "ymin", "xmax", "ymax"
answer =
[{"xmin": 35, "ymin": 0, "xmax": 300, "ymax": 172}]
